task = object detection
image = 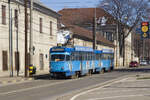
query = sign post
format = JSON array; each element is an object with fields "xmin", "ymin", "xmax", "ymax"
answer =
[{"xmin": 141, "ymin": 22, "xmax": 149, "ymax": 60}]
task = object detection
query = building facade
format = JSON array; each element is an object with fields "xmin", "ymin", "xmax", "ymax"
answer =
[{"xmin": 0, "ymin": 0, "xmax": 60, "ymax": 73}]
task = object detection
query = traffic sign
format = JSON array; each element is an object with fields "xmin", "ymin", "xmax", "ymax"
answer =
[{"xmin": 141, "ymin": 22, "xmax": 149, "ymax": 39}]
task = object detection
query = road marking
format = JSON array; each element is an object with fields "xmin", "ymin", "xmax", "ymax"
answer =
[
  {"xmin": 87, "ymin": 94, "xmax": 150, "ymax": 100},
  {"xmin": 70, "ymin": 77, "xmax": 129, "ymax": 100},
  {"xmin": 88, "ymin": 88, "xmax": 148, "ymax": 94}
]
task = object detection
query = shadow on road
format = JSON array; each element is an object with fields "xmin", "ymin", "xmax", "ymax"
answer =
[
  {"xmin": 33, "ymin": 74, "xmax": 50, "ymax": 80},
  {"xmin": 114, "ymin": 66, "xmax": 150, "ymax": 73},
  {"xmin": 33, "ymin": 74, "xmax": 70, "ymax": 80},
  {"xmin": 33, "ymin": 66, "xmax": 150, "ymax": 80}
]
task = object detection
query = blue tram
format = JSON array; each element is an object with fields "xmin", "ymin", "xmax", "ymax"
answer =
[{"xmin": 49, "ymin": 46, "xmax": 114, "ymax": 78}]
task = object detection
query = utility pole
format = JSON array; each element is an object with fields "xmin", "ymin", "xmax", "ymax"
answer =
[
  {"xmin": 93, "ymin": 8, "xmax": 97, "ymax": 50},
  {"xmin": 115, "ymin": 21, "xmax": 119, "ymax": 68},
  {"xmin": 24, "ymin": 0, "xmax": 28, "ymax": 77},
  {"xmin": 8, "ymin": 0, "xmax": 13, "ymax": 77},
  {"xmin": 15, "ymin": 9, "xmax": 19, "ymax": 76},
  {"xmin": 10, "ymin": 9, "xmax": 13, "ymax": 77},
  {"xmin": 30, "ymin": 0, "xmax": 33, "ymax": 66}
]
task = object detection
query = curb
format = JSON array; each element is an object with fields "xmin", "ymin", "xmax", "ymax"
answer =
[{"xmin": 0, "ymin": 78, "xmax": 33, "ymax": 86}]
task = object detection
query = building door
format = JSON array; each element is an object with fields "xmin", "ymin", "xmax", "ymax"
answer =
[
  {"xmin": 15, "ymin": 52, "xmax": 20, "ymax": 71},
  {"xmin": 39, "ymin": 53, "xmax": 44, "ymax": 70},
  {"xmin": 2, "ymin": 51, "xmax": 8, "ymax": 71}
]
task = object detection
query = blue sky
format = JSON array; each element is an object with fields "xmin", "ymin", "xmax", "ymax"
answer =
[{"xmin": 40, "ymin": 0, "xmax": 100, "ymax": 12}]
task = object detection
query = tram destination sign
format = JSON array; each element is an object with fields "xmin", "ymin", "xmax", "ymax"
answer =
[
  {"xmin": 51, "ymin": 48, "xmax": 65, "ymax": 52},
  {"xmin": 75, "ymin": 46, "xmax": 93, "ymax": 52}
]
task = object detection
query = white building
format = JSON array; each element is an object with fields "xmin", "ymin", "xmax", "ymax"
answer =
[{"xmin": 0, "ymin": 0, "xmax": 60, "ymax": 73}]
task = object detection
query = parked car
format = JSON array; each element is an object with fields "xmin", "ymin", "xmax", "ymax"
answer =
[
  {"xmin": 129, "ymin": 61, "xmax": 139, "ymax": 67},
  {"xmin": 140, "ymin": 60, "xmax": 148, "ymax": 66}
]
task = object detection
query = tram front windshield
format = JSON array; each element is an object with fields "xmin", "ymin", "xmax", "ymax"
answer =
[{"xmin": 51, "ymin": 54, "xmax": 65, "ymax": 61}]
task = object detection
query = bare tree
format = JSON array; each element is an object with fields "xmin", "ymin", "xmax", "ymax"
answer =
[
  {"xmin": 99, "ymin": 0, "xmax": 149, "ymax": 37},
  {"xmin": 98, "ymin": 0, "xmax": 150, "ymax": 65}
]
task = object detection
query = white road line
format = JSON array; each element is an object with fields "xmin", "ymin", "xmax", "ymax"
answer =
[
  {"xmin": 70, "ymin": 77, "xmax": 129, "ymax": 100},
  {"xmin": 0, "ymin": 78, "xmax": 79, "ymax": 96},
  {"xmin": 87, "ymin": 94, "xmax": 150, "ymax": 100},
  {"xmin": 88, "ymin": 88, "xmax": 148, "ymax": 94}
]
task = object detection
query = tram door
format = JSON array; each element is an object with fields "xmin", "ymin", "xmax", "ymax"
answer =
[
  {"xmin": 81, "ymin": 52, "xmax": 86, "ymax": 74},
  {"xmin": 79, "ymin": 52, "xmax": 83, "ymax": 72},
  {"xmin": 66, "ymin": 55, "xmax": 72, "ymax": 71}
]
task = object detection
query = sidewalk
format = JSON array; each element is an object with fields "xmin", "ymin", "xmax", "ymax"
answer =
[
  {"xmin": 60, "ymin": 73, "xmax": 150, "ymax": 100},
  {"xmin": 0, "ymin": 70, "xmax": 49, "ymax": 86}
]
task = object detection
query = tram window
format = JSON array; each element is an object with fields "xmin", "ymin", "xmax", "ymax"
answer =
[
  {"xmin": 92, "ymin": 53, "xmax": 95, "ymax": 60},
  {"xmin": 71, "ymin": 53, "xmax": 75, "ymax": 61},
  {"xmin": 110, "ymin": 54, "xmax": 114, "ymax": 59},
  {"xmin": 76, "ymin": 52, "xmax": 79, "ymax": 61},
  {"xmin": 99, "ymin": 54, "xmax": 101, "ymax": 60},
  {"xmin": 66, "ymin": 55, "xmax": 70, "ymax": 61},
  {"xmin": 102, "ymin": 54, "xmax": 110, "ymax": 59},
  {"xmin": 101, "ymin": 54, "xmax": 107, "ymax": 59},
  {"xmin": 51, "ymin": 55, "xmax": 65, "ymax": 61},
  {"xmin": 96, "ymin": 54, "xmax": 99, "ymax": 60},
  {"xmin": 85, "ymin": 53, "xmax": 88, "ymax": 60},
  {"xmin": 82, "ymin": 53, "xmax": 84, "ymax": 60},
  {"xmin": 84, "ymin": 53, "xmax": 86, "ymax": 60},
  {"xmin": 87, "ymin": 53, "xmax": 89, "ymax": 60},
  {"xmin": 90, "ymin": 53, "xmax": 92, "ymax": 60},
  {"xmin": 75, "ymin": 52, "xmax": 78, "ymax": 60},
  {"xmin": 79, "ymin": 52, "xmax": 82, "ymax": 60}
]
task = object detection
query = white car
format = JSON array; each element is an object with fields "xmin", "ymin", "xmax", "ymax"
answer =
[{"xmin": 140, "ymin": 61, "xmax": 148, "ymax": 66}]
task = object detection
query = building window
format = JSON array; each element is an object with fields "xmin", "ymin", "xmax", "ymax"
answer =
[
  {"xmin": 39, "ymin": 18, "xmax": 43, "ymax": 33},
  {"xmin": 2, "ymin": 5, "xmax": 6, "ymax": 25},
  {"xmin": 50, "ymin": 21, "xmax": 52, "ymax": 36},
  {"xmin": 14, "ymin": 9, "xmax": 18, "ymax": 27}
]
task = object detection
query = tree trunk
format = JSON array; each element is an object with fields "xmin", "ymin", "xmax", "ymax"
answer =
[{"xmin": 123, "ymin": 36, "xmax": 125, "ymax": 66}]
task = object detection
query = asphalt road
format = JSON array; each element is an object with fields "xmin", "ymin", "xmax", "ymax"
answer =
[{"xmin": 0, "ymin": 66, "xmax": 150, "ymax": 100}]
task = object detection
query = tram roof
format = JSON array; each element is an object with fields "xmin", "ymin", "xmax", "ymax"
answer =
[{"xmin": 50, "ymin": 46, "xmax": 94, "ymax": 52}]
